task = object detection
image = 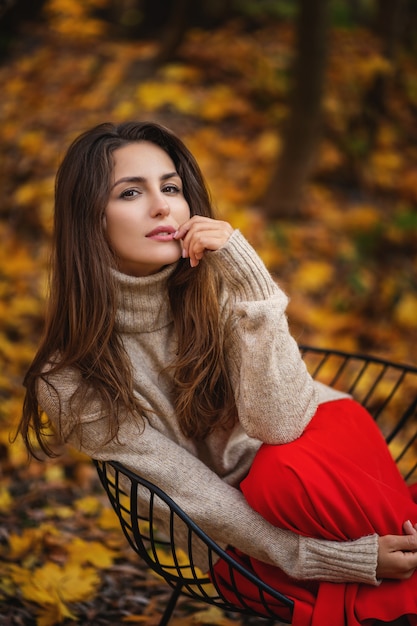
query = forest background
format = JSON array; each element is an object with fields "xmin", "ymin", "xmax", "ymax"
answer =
[{"xmin": 0, "ymin": 0, "xmax": 417, "ymax": 624}]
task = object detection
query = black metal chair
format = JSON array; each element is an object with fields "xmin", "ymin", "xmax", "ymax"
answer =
[{"xmin": 95, "ymin": 346, "xmax": 417, "ymax": 625}]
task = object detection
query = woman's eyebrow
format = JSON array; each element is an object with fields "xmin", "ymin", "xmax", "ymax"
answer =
[{"xmin": 112, "ymin": 172, "xmax": 179, "ymax": 189}]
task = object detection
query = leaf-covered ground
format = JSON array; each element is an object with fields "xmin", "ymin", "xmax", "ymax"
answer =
[{"xmin": 1, "ymin": 2, "xmax": 417, "ymax": 624}]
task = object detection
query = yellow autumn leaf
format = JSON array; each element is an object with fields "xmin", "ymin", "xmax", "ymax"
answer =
[
  {"xmin": 200, "ymin": 85, "xmax": 249, "ymax": 121},
  {"xmin": 97, "ymin": 506, "xmax": 121, "ymax": 530},
  {"xmin": 45, "ymin": 0, "xmax": 83, "ymax": 19},
  {"xmin": 149, "ymin": 547, "xmax": 212, "ymax": 594},
  {"xmin": 9, "ymin": 563, "xmax": 35, "ymax": 587},
  {"xmin": 191, "ymin": 605, "xmax": 236, "ymax": 625},
  {"xmin": 368, "ymin": 150, "xmax": 403, "ymax": 189},
  {"xmin": 4, "ymin": 395, "xmax": 24, "ymax": 425},
  {"xmin": 8, "ymin": 529, "xmax": 42, "ymax": 560},
  {"xmin": 44, "ymin": 0, "xmax": 108, "ymax": 39},
  {"xmin": 14, "ymin": 178, "xmax": 54, "ymax": 207},
  {"xmin": 136, "ymin": 82, "xmax": 196, "ymax": 114},
  {"xmin": 258, "ymin": 244, "xmax": 285, "ymax": 270},
  {"xmin": 67, "ymin": 537, "xmax": 117, "ymax": 568},
  {"xmin": 112, "ymin": 100, "xmax": 137, "ymax": 120},
  {"xmin": 44, "ymin": 464, "xmax": 65, "ymax": 483},
  {"xmin": 151, "ymin": 546, "xmax": 188, "ymax": 569},
  {"xmin": 0, "ymin": 485, "xmax": 12, "ymax": 513},
  {"xmin": 217, "ymin": 136, "xmax": 249, "ymax": 159},
  {"xmin": 9, "ymin": 295, "xmax": 43, "ymax": 318},
  {"xmin": 35, "ymin": 602, "xmax": 75, "ymax": 626},
  {"xmin": 298, "ymin": 303, "xmax": 356, "ymax": 335},
  {"xmin": 225, "ymin": 207, "xmax": 267, "ymax": 245},
  {"xmin": 343, "ymin": 205, "xmax": 380, "ymax": 231},
  {"xmin": 0, "ymin": 245, "xmax": 35, "ymax": 276},
  {"xmin": 0, "ymin": 374, "xmax": 13, "ymax": 394},
  {"xmin": 292, "ymin": 261, "xmax": 334, "ymax": 294},
  {"xmin": 43, "ymin": 505, "xmax": 75, "ymax": 520},
  {"xmin": 74, "ymin": 495, "xmax": 101, "ymax": 516},
  {"xmin": 0, "ymin": 563, "xmax": 15, "ymax": 597},
  {"xmin": 394, "ymin": 293, "xmax": 417, "ymax": 329},
  {"xmin": 255, "ymin": 130, "xmax": 281, "ymax": 160},
  {"xmin": 358, "ymin": 54, "xmax": 392, "ymax": 84},
  {"xmin": 18, "ymin": 130, "xmax": 45, "ymax": 156},
  {"xmin": 14, "ymin": 561, "xmax": 100, "ymax": 606},
  {"xmin": 56, "ymin": 562, "xmax": 101, "ymax": 602},
  {"xmin": 161, "ymin": 63, "xmax": 201, "ymax": 83},
  {"xmin": 7, "ymin": 524, "xmax": 59, "ymax": 560}
]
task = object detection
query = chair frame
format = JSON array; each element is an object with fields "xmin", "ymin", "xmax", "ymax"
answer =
[{"xmin": 95, "ymin": 346, "xmax": 417, "ymax": 625}]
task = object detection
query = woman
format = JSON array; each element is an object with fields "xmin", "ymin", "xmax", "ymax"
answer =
[{"xmin": 17, "ymin": 121, "xmax": 417, "ymax": 625}]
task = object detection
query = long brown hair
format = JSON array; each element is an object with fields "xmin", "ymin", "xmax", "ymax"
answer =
[{"xmin": 17, "ymin": 121, "xmax": 236, "ymax": 457}]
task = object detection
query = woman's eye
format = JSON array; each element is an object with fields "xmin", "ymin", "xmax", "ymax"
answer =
[
  {"xmin": 120, "ymin": 189, "xmax": 139, "ymax": 199},
  {"xmin": 163, "ymin": 184, "xmax": 180, "ymax": 194}
]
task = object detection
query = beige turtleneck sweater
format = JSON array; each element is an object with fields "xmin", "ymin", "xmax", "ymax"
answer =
[{"xmin": 38, "ymin": 230, "xmax": 379, "ymax": 584}]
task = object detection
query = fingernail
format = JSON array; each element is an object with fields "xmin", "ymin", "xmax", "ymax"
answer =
[{"xmin": 182, "ymin": 248, "xmax": 186, "ymax": 258}]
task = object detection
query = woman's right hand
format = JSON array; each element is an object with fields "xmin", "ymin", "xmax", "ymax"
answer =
[
  {"xmin": 376, "ymin": 521, "xmax": 417, "ymax": 579},
  {"xmin": 174, "ymin": 216, "xmax": 234, "ymax": 267}
]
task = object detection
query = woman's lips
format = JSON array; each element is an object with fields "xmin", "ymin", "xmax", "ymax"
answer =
[{"xmin": 146, "ymin": 226, "xmax": 176, "ymax": 241}]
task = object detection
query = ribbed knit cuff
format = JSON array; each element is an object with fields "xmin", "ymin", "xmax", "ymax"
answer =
[
  {"xmin": 215, "ymin": 230, "xmax": 281, "ymax": 301},
  {"xmin": 298, "ymin": 534, "xmax": 380, "ymax": 585}
]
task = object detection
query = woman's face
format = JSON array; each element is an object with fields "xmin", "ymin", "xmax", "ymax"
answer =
[{"xmin": 105, "ymin": 141, "xmax": 191, "ymax": 276}]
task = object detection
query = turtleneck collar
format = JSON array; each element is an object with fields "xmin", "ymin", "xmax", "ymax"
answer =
[{"xmin": 112, "ymin": 263, "xmax": 177, "ymax": 334}]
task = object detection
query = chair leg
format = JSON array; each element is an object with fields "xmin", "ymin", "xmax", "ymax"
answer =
[{"xmin": 158, "ymin": 582, "xmax": 183, "ymax": 626}]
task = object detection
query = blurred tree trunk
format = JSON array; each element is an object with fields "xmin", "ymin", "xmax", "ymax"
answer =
[
  {"xmin": 105, "ymin": 0, "xmax": 234, "ymax": 59},
  {"xmin": 361, "ymin": 0, "xmax": 407, "ymax": 139},
  {"xmin": 154, "ymin": 0, "xmax": 194, "ymax": 65},
  {"xmin": 0, "ymin": 0, "xmax": 44, "ymax": 21},
  {"xmin": 346, "ymin": 0, "xmax": 361, "ymax": 22},
  {"xmin": 0, "ymin": 0, "xmax": 46, "ymax": 58},
  {"xmin": 152, "ymin": 0, "xmax": 234, "ymax": 64},
  {"xmin": 262, "ymin": 0, "xmax": 330, "ymax": 219},
  {"xmin": 374, "ymin": 0, "xmax": 407, "ymax": 60},
  {"xmin": 105, "ymin": 0, "xmax": 171, "ymax": 39},
  {"xmin": 403, "ymin": 1, "xmax": 417, "ymax": 52}
]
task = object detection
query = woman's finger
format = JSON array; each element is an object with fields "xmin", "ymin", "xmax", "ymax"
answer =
[{"xmin": 175, "ymin": 216, "xmax": 233, "ymax": 267}]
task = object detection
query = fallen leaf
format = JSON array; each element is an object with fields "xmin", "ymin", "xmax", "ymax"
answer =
[
  {"xmin": 394, "ymin": 293, "xmax": 417, "ymax": 329},
  {"xmin": 67, "ymin": 537, "xmax": 117, "ymax": 568},
  {"xmin": 13, "ymin": 561, "xmax": 100, "ymax": 607}
]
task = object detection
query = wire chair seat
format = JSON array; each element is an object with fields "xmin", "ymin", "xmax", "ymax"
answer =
[{"xmin": 95, "ymin": 346, "xmax": 417, "ymax": 625}]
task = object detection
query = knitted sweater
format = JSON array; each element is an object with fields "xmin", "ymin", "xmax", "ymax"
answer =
[{"xmin": 38, "ymin": 230, "xmax": 379, "ymax": 584}]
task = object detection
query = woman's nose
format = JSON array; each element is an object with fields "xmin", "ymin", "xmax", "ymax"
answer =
[{"xmin": 150, "ymin": 191, "xmax": 170, "ymax": 217}]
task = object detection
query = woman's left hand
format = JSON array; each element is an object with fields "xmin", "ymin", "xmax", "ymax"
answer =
[{"xmin": 174, "ymin": 216, "xmax": 234, "ymax": 267}]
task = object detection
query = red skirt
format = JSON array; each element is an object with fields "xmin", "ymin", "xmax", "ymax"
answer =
[{"xmin": 213, "ymin": 399, "xmax": 417, "ymax": 625}]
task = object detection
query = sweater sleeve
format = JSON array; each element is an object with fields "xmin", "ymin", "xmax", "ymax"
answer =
[
  {"xmin": 38, "ymin": 375, "xmax": 378, "ymax": 585},
  {"xmin": 215, "ymin": 230, "xmax": 318, "ymax": 444}
]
